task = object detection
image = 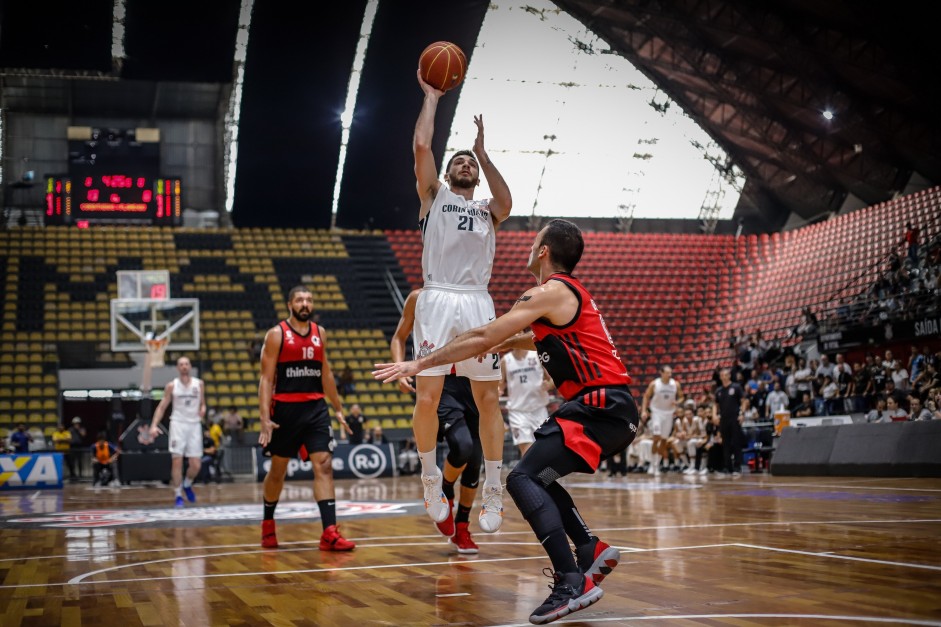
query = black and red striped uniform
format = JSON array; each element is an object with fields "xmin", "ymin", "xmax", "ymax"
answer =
[
  {"xmin": 273, "ymin": 320, "xmax": 325, "ymax": 403},
  {"xmin": 530, "ymin": 273, "xmax": 631, "ymax": 401}
]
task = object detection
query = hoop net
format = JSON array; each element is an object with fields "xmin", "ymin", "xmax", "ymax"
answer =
[{"xmin": 145, "ymin": 338, "xmax": 168, "ymax": 368}]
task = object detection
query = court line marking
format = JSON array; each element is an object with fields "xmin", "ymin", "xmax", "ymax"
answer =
[
  {"xmin": 488, "ymin": 614, "xmax": 941, "ymax": 627},
  {"xmin": 718, "ymin": 481, "xmax": 941, "ymax": 493},
  {"xmin": 2, "ymin": 518, "xmax": 940, "ymax": 563},
  {"xmin": 62, "ymin": 542, "xmax": 728, "ymax": 586},
  {"xmin": 436, "ymin": 592, "xmax": 470, "ymax": 597},
  {"xmin": 0, "ymin": 543, "xmax": 732, "ymax": 589},
  {"xmin": 733, "ymin": 543, "xmax": 941, "ymax": 572}
]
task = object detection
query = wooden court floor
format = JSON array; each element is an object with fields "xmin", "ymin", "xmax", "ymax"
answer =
[{"xmin": 1, "ymin": 471, "xmax": 939, "ymax": 626}]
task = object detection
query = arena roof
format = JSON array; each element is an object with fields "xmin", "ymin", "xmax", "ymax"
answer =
[{"xmin": 2, "ymin": 0, "xmax": 938, "ymax": 231}]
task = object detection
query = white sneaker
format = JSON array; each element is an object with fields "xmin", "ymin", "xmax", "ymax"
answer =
[
  {"xmin": 478, "ymin": 484, "xmax": 504, "ymax": 532},
  {"xmin": 421, "ymin": 474, "xmax": 449, "ymax": 523},
  {"xmin": 698, "ymin": 467, "xmax": 708, "ymax": 476},
  {"xmin": 683, "ymin": 467, "xmax": 695, "ymax": 475}
]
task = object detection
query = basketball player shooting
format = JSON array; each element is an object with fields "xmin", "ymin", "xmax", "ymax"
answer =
[
  {"xmin": 408, "ymin": 68, "xmax": 513, "ymax": 532},
  {"xmin": 375, "ymin": 219, "xmax": 638, "ymax": 624}
]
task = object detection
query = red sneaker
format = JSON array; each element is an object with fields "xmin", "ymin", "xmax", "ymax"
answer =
[
  {"xmin": 435, "ymin": 499, "xmax": 455, "ymax": 537},
  {"xmin": 319, "ymin": 524, "xmax": 355, "ymax": 551},
  {"xmin": 450, "ymin": 522, "xmax": 478, "ymax": 554},
  {"xmin": 261, "ymin": 519, "xmax": 278, "ymax": 549},
  {"xmin": 576, "ymin": 536, "xmax": 620, "ymax": 584}
]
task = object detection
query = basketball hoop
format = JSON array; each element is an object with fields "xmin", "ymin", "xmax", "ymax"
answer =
[{"xmin": 145, "ymin": 337, "xmax": 168, "ymax": 368}]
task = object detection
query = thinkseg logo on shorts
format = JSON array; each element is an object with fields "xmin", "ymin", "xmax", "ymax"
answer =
[{"xmin": 286, "ymin": 366, "xmax": 321, "ymax": 378}]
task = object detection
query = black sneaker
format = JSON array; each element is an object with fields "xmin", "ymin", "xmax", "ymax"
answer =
[
  {"xmin": 529, "ymin": 570, "xmax": 603, "ymax": 625},
  {"xmin": 575, "ymin": 536, "xmax": 620, "ymax": 584}
]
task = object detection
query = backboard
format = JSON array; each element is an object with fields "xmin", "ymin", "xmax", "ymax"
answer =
[
  {"xmin": 117, "ymin": 270, "xmax": 171, "ymax": 300},
  {"xmin": 110, "ymin": 298, "xmax": 200, "ymax": 352}
]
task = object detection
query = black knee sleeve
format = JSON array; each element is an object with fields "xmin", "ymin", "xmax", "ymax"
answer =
[
  {"xmin": 506, "ymin": 469, "xmax": 546, "ymax": 519},
  {"xmin": 460, "ymin": 441, "xmax": 482, "ymax": 489},
  {"xmin": 445, "ymin": 426, "xmax": 474, "ymax": 468}
]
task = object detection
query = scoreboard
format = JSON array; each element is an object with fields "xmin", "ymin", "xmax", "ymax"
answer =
[
  {"xmin": 45, "ymin": 175, "xmax": 182, "ymax": 225},
  {"xmin": 44, "ymin": 126, "xmax": 183, "ymax": 226}
]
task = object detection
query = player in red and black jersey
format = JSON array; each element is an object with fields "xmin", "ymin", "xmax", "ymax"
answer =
[
  {"xmin": 374, "ymin": 219, "xmax": 639, "ymax": 625},
  {"xmin": 258, "ymin": 285, "xmax": 354, "ymax": 552}
]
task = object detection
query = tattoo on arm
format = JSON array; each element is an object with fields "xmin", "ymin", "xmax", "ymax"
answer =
[{"xmin": 516, "ymin": 295, "xmax": 532, "ymax": 304}]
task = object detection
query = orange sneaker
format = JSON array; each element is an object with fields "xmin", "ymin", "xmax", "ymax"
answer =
[
  {"xmin": 435, "ymin": 499, "xmax": 455, "ymax": 537},
  {"xmin": 261, "ymin": 519, "xmax": 278, "ymax": 549},
  {"xmin": 450, "ymin": 522, "xmax": 478, "ymax": 554},
  {"xmin": 319, "ymin": 524, "xmax": 355, "ymax": 551}
]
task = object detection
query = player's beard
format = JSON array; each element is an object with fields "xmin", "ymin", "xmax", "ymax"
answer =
[
  {"xmin": 449, "ymin": 173, "xmax": 478, "ymax": 190},
  {"xmin": 291, "ymin": 307, "xmax": 311, "ymax": 321}
]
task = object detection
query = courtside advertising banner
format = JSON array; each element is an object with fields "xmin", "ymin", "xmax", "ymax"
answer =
[
  {"xmin": 255, "ymin": 443, "xmax": 398, "ymax": 481},
  {"xmin": 0, "ymin": 453, "xmax": 64, "ymax": 490}
]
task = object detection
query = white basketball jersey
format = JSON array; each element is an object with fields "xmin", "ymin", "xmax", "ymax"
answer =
[
  {"xmin": 649, "ymin": 378, "xmax": 678, "ymax": 413},
  {"xmin": 420, "ymin": 185, "xmax": 496, "ymax": 288},
  {"xmin": 169, "ymin": 377, "xmax": 202, "ymax": 424},
  {"xmin": 504, "ymin": 351, "xmax": 549, "ymax": 412}
]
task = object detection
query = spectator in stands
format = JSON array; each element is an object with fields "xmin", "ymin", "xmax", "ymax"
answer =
[
  {"xmin": 793, "ymin": 392, "xmax": 814, "ymax": 418},
  {"xmin": 10, "ymin": 422, "xmax": 32, "ymax": 453},
  {"xmin": 336, "ymin": 366, "xmax": 356, "ymax": 397},
  {"xmin": 882, "ymin": 379, "xmax": 906, "ymax": 408},
  {"xmin": 69, "ymin": 417, "xmax": 86, "ymax": 479},
  {"xmin": 909, "ymin": 346, "xmax": 925, "ymax": 385},
  {"xmin": 820, "ymin": 375, "xmax": 839, "ymax": 415},
  {"xmin": 852, "ymin": 361, "xmax": 871, "ymax": 412},
  {"xmin": 367, "ymin": 425, "xmax": 386, "ymax": 445},
  {"xmin": 908, "ymin": 396, "xmax": 933, "ymax": 421},
  {"xmin": 883, "ymin": 349, "xmax": 899, "ymax": 372},
  {"xmin": 811, "ymin": 373, "xmax": 826, "ymax": 415},
  {"xmin": 751, "ymin": 380, "xmax": 769, "ymax": 417},
  {"xmin": 222, "ymin": 406, "xmax": 243, "ymax": 444},
  {"xmin": 866, "ymin": 397, "xmax": 889, "ymax": 423},
  {"xmin": 890, "ymin": 362, "xmax": 910, "ymax": 394},
  {"xmin": 342, "ymin": 404, "xmax": 366, "ymax": 445},
  {"xmin": 914, "ymin": 362, "xmax": 940, "ymax": 399},
  {"xmin": 765, "ymin": 381, "xmax": 789, "ymax": 418},
  {"xmin": 737, "ymin": 339, "xmax": 758, "ymax": 375},
  {"xmin": 834, "ymin": 355, "xmax": 854, "ymax": 413},
  {"xmin": 798, "ymin": 306, "xmax": 819, "ymax": 337},
  {"xmin": 52, "ymin": 423, "xmax": 77, "ymax": 481},
  {"xmin": 703, "ymin": 414, "xmax": 723, "ymax": 475},
  {"xmin": 739, "ymin": 397, "xmax": 759, "ymax": 424},
  {"xmin": 904, "ymin": 221, "xmax": 920, "ymax": 266},
  {"xmin": 91, "ymin": 431, "xmax": 119, "ymax": 487},
  {"xmin": 398, "ymin": 437, "xmax": 419, "ymax": 475},
  {"xmin": 816, "ymin": 354, "xmax": 835, "ymax": 380},
  {"xmin": 209, "ymin": 415, "xmax": 223, "ymax": 450},
  {"xmin": 927, "ymin": 394, "xmax": 941, "ymax": 420},
  {"xmin": 793, "ymin": 358, "xmax": 813, "ymax": 405},
  {"xmin": 682, "ymin": 406, "xmax": 707, "ymax": 475},
  {"xmin": 885, "ymin": 396, "xmax": 908, "ymax": 421},
  {"xmin": 199, "ymin": 425, "xmax": 220, "ymax": 483},
  {"xmin": 870, "ymin": 355, "xmax": 888, "ymax": 399}
]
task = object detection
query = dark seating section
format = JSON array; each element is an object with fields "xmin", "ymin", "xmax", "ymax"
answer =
[{"xmin": 0, "ymin": 227, "xmax": 414, "ymax": 441}]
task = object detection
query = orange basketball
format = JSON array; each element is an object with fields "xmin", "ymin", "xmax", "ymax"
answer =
[{"xmin": 419, "ymin": 41, "xmax": 467, "ymax": 92}]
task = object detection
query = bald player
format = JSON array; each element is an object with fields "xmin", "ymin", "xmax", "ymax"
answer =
[{"xmin": 640, "ymin": 365, "xmax": 683, "ymax": 476}]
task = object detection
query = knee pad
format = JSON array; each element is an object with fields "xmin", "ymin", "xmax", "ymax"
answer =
[
  {"xmin": 506, "ymin": 470, "xmax": 545, "ymax": 519},
  {"xmin": 446, "ymin": 431, "xmax": 474, "ymax": 468}
]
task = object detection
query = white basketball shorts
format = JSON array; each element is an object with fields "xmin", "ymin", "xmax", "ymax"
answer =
[
  {"xmin": 168, "ymin": 420, "xmax": 203, "ymax": 458},
  {"xmin": 507, "ymin": 406, "xmax": 550, "ymax": 446},
  {"xmin": 649, "ymin": 409, "xmax": 675, "ymax": 438},
  {"xmin": 413, "ymin": 286, "xmax": 501, "ymax": 381}
]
